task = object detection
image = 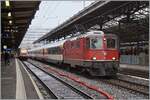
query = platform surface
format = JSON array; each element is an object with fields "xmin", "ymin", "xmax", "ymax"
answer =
[
  {"xmin": 1, "ymin": 58, "xmax": 41, "ymax": 99},
  {"xmin": 120, "ymin": 64, "xmax": 149, "ymax": 72},
  {"xmin": 1, "ymin": 58, "xmax": 149, "ymax": 99},
  {"xmin": 1, "ymin": 58, "xmax": 16, "ymax": 99},
  {"xmin": 119, "ymin": 64, "xmax": 149, "ymax": 78}
]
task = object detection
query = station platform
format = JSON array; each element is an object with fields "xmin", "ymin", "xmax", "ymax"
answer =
[
  {"xmin": 1, "ymin": 58, "xmax": 148, "ymax": 98},
  {"xmin": 119, "ymin": 64, "xmax": 149, "ymax": 78},
  {"xmin": 1, "ymin": 58, "xmax": 43, "ymax": 99},
  {"xmin": 120, "ymin": 64, "xmax": 149, "ymax": 72}
]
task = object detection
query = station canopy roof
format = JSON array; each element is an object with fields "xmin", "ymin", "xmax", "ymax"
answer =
[
  {"xmin": 34, "ymin": 1, "xmax": 148, "ymax": 44},
  {"xmin": 1, "ymin": 1, "xmax": 40, "ymax": 50}
]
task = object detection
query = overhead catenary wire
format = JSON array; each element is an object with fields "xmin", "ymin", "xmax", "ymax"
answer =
[{"xmin": 19, "ymin": 1, "xmax": 95, "ymax": 48}]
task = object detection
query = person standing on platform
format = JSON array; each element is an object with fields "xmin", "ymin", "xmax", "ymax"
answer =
[{"xmin": 4, "ymin": 52, "xmax": 10, "ymax": 66}]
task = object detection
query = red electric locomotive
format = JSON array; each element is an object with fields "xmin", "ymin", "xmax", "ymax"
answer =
[
  {"xmin": 63, "ymin": 31, "xmax": 119, "ymax": 76},
  {"xmin": 28, "ymin": 31, "xmax": 119, "ymax": 76}
]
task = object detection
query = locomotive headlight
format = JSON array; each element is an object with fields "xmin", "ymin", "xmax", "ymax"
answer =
[
  {"xmin": 92, "ymin": 57, "xmax": 97, "ymax": 60},
  {"xmin": 112, "ymin": 57, "xmax": 116, "ymax": 60},
  {"xmin": 103, "ymin": 38, "xmax": 106, "ymax": 41}
]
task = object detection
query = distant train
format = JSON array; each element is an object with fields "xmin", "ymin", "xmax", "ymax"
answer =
[
  {"xmin": 26, "ymin": 31, "xmax": 119, "ymax": 76},
  {"xmin": 18, "ymin": 48, "xmax": 28, "ymax": 60}
]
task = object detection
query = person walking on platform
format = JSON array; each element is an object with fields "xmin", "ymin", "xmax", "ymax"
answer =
[{"xmin": 4, "ymin": 52, "xmax": 10, "ymax": 66}]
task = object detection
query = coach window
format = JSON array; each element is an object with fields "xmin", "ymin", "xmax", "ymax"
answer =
[
  {"xmin": 52, "ymin": 48, "xmax": 55, "ymax": 54},
  {"xmin": 56, "ymin": 47, "xmax": 58, "ymax": 54},
  {"xmin": 55, "ymin": 47, "xmax": 57, "ymax": 54},
  {"xmin": 55, "ymin": 47, "xmax": 58, "ymax": 54},
  {"xmin": 48, "ymin": 48, "xmax": 51, "ymax": 54},
  {"xmin": 58, "ymin": 47, "xmax": 60, "ymax": 54},
  {"xmin": 59, "ymin": 47, "xmax": 62, "ymax": 54},
  {"xmin": 40, "ymin": 50, "xmax": 42, "ymax": 54},
  {"xmin": 58, "ymin": 47, "xmax": 61, "ymax": 54},
  {"xmin": 52, "ymin": 47, "xmax": 55, "ymax": 54},
  {"xmin": 49, "ymin": 48, "xmax": 52, "ymax": 54},
  {"xmin": 54, "ymin": 47, "xmax": 57, "ymax": 54}
]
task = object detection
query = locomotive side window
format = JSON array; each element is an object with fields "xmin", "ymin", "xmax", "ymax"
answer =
[
  {"xmin": 86, "ymin": 38, "xmax": 90, "ymax": 48},
  {"xmin": 74, "ymin": 40, "xmax": 80, "ymax": 48},
  {"xmin": 90, "ymin": 37, "xmax": 103, "ymax": 49},
  {"xmin": 76, "ymin": 40, "xmax": 80, "ymax": 48},
  {"xmin": 106, "ymin": 38, "xmax": 117, "ymax": 48}
]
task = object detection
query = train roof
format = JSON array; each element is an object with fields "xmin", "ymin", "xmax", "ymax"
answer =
[
  {"xmin": 66, "ymin": 31, "xmax": 118, "ymax": 41},
  {"xmin": 67, "ymin": 31, "xmax": 104, "ymax": 41},
  {"xmin": 44, "ymin": 39, "xmax": 66, "ymax": 49},
  {"xmin": 86, "ymin": 30, "xmax": 117, "ymax": 37},
  {"xmin": 28, "ymin": 31, "xmax": 117, "ymax": 52}
]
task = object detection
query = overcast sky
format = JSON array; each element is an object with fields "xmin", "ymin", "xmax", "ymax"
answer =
[{"xmin": 19, "ymin": 1, "xmax": 95, "ymax": 48}]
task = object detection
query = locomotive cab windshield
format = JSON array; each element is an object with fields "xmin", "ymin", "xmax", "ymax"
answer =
[
  {"xmin": 90, "ymin": 37, "xmax": 103, "ymax": 49},
  {"xmin": 86, "ymin": 36, "xmax": 103, "ymax": 49},
  {"xmin": 86, "ymin": 34, "xmax": 118, "ymax": 50}
]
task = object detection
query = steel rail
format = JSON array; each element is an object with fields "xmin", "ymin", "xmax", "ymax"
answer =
[
  {"xmin": 22, "ymin": 61, "xmax": 59, "ymax": 99},
  {"xmin": 23, "ymin": 61, "xmax": 94, "ymax": 99},
  {"xmin": 28, "ymin": 59, "xmax": 148, "ymax": 96},
  {"xmin": 99, "ymin": 78, "xmax": 149, "ymax": 95},
  {"xmin": 27, "ymin": 59, "xmax": 114, "ymax": 99}
]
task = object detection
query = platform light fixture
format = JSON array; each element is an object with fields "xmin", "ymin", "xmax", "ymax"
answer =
[
  {"xmin": 8, "ymin": 12, "xmax": 11, "ymax": 17},
  {"xmin": 9, "ymin": 20, "xmax": 12, "ymax": 24},
  {"xmin": 5, "ymin": 0, "xmax": 10, "ymax": 7},
  {"xmin": 6, "ymin": 29, "xmax": 9, "ymax": 32},
  {"xmin": 11, "ymin": 29, "xmax": 13, "ymax": 32},
  {"xmin": 3, "ymin": 45, "xmax": 7, "ymax": 49}
]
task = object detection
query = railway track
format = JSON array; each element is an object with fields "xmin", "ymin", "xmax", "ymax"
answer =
[
  {"xmin": 23, "ymin": 61, "xmax": 95, "ymax": 99},
  {"xmin": 27, "ymin": 59, "xmax": 149, "ymax": 97},
  {"xmin": 119, "ymin": 68, "xmax": 149, "ymax": 79},
  {"xmin": 99, "ymin": 77, "xmax": 149, "ymax": 95}
]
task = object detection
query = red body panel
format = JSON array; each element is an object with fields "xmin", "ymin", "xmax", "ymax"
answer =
[
  {"xmin": 63, "ymin": 36, "xmax": 119, "ymax": 62},
  {"xmin": 84, "ymin": 49, "xmax": 119, "ymax": 61},
  {"xmin": 63, "ymin": 38, "xmax": 84, "ymax": 60}
]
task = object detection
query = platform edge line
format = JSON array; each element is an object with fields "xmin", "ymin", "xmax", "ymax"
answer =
[
  {"xmin": 15, "ymin": 58, "xmax": 27, "ymax": 99},
  {"xmin": 18, "ymin": 59, "xmax": 44, "ymax": 99}
]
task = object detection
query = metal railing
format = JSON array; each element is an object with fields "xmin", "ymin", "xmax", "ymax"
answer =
[{"xmin": 120, "ymin": 55, "xmax": 149, "ymax": 66}]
